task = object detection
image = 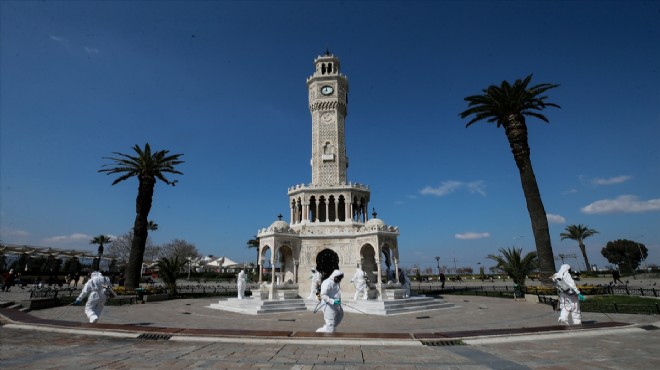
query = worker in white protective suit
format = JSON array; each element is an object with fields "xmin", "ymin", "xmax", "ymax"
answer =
[
  {"xmin": 308, "ymin": 269, "xmax": 321, "ymax": 300},
  {"xmin": 398, "ymin": 268, "xmax": 411, "ymax": 298},
  {"xmin": 552, "ymin": 264, "xmax": 585, "ymax": 325},
  {"xmin": 351, "ymin": 265, "xmax": 369, "ymax": 300},
  {"xmin": 237, "ymin": 270, "xmax": 247, "ymax": 299},
  {"xmin": 73, "ymin": 271, "xmax": 115, "ymax": 323},
  {"xmin": 316, "ymin": 270, "xmax": 344, "ymax": 333}
]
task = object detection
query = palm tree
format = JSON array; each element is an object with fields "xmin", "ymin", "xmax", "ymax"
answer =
[
  {"xmin": 460, "ymin": 75, "xmax": 560, "ymax": 283},
  {"xmin": 99, "ymin": 143, "xmax": 184, "ymax": 288},
  {"xmin": 560, "ymin": 224, "xmax": 598, "ymax": 272},
  {"xmin": 487, "ymin": 247, "xmax": 538, "ymax": 286},
  {"xmin": 155, "ymin": 256, "xmax": 186, "ymax": 297},
  {"xmin": 90, "ymin": 234, "xmax": 112, "ymax": 271},
  {"xmin": 247, "ymin": 236, "xmax": 259, "ymax": 264}
]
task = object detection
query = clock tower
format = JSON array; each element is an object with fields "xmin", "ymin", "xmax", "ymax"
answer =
[
  {"xmin": 307, "ymin": 52, "xmax": 349, "ymax": 186},
  {"xmin": 254, "ymin": 52, "xmax": 401, "ymax": 304}
]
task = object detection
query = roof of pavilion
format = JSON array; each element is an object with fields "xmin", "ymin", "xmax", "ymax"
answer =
[{"xmin": 0, "ymin": 243, "xmax": 109, "ymax": 259}]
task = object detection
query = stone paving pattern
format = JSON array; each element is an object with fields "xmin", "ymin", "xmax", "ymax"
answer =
[{"xmin": 2, "ymin": 279, "xmax": 660, "ymax": 369}]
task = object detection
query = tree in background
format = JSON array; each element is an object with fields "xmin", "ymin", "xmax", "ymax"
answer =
[
  {"xmin": 246, "ymin": 236, "xmax": 259, "ymax": 264},
  {"xmin": 90, "ymin": 234, "xmax": 112, "ymax": 271},
  {"xmin": 63, "ymin": 257, "xmax": 82, "ymax": 275},
  {"xmin": 460, "ymin": 75, "xmax": 559, "ymax": 283},
  {"xmin": 560, "ymin": 224, "xmax": 598, "ymax": 272},
  {"xmin": 99, "ymin": 143, "xmax": 184, "ymax": 288},
  {"xmin": 160, "ymin": 239, "xmax": 200, "ymax": 261},
  {"xmin": 487, "ymin": 247, "xmax": 538, "ymax": 286},
  {"xmin": 105, "ymin": 231, "xmax": 158, "ymax": 267},
  {"xmin": 601, "ymin": 239, "xmax": 648, "ymax": 273},
  {"xmin": 156, "ymin": 256, "xmax": 186, "ymax": 296}
]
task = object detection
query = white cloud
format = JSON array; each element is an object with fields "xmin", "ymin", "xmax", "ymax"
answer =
[
  {"xmin": 546, "ymin": 213, "xmax": 566, "ymax": 223},
  {"xmin": 455, "ymin": 232, "xmax": 490, "ymax": 240},
  {"xmin": 562, "ymin": 188, "xmax": 578, "ymax": 195},
  {"xmin": 592, "ymin": 175, "xmax": 632, "ymax": 185},
  {"xmin": 581, "ymin": 195, "xmax": 660, "ymax": 214},
  {"xmin": 420, "ymin": 180, "xmax": 486, "ymax": 197},
  {"xmin": 49, "ymin": 34, "xmax": 72, "ymax": 51},
  {"xmin": 44, "ymin": 233, "xmax": 92, "ymax": 243},
  {"xmin": 466, "ymin": 181, "xmax": 486, "ymax": 196},
  {"xmin": 50, "ymin": 34, "xmax": 99, "ymax": 55},
  {"xmin": 0, "ymin": 227, "xmax": 30, "ymax": 239}
]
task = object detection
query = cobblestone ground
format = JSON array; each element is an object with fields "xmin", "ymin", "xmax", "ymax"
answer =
[{"xmin": 2, "ymin": 326, "xmax": 660, "ymax": 369}]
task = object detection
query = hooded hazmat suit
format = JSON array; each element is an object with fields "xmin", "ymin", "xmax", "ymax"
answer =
[
  {"xmin": 351, "ymin": 266, "xmax": 368, "ymax": 300},
  {"xmin": 75, "ymin": 272, "xmax": 114, "ymax": 323},
  {"xmin": 237, "ymin": 270, "xmax": 247, "ymax": 299},
  {"xmin": 308, "ymin": 269, "xmax": 321, "ymax": 300},
  {"xmin": 316, "ymin": 270, "xmax": 344, "ymax": 333},
  {"xmin": 552, "ymin": 264, "xmax": 583, "ymax": 325}
]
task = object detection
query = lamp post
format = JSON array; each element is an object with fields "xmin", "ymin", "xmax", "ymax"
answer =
[
  {"xmin": 434, "ymin": 256, "xmax": 440, "ymax": 275},
  {"xmin": 187, "ymin": 257, "xmax": 192, "ymax": 280}
]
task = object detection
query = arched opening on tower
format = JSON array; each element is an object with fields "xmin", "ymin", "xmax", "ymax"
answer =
[
  {"xmin": 315, "ymin": 248, "xmax": 339, "ymax": 281},
  {"xmin": 275, "ymin": 244, "xmax": 295, "ymax": 284},
  {"xmin": 360, "ymin": 244, "xmax": 377, "ymax": 286},
  {"xmin": 309, "ymin": 196, "xmax": 317, "ymax": 222},
  {"xmin": 338, "ymin": 195, "xmax": 346, "ymax": 221},
  {"xmin": 318, "ymin": 196, "xmax": 327, "ymax": 222},
  {"xmin": 352, "ymin": 196, "xmax": 367, "ymax": 222},
  {"xmin": 382, "ymin": 247, "xmax": 394, "ymax": 283},
  {"xmin": 328, "ymin": 195, "xmax": 336, "ymax": 221},
  {"xmin": 259, "ymin": 245, "xmax": 273, "ymax": 283}
]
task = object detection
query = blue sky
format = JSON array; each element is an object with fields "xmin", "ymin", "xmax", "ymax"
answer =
[{"xmin": 1, "ymin": 1, "xmax": 659, "ymax": 272}]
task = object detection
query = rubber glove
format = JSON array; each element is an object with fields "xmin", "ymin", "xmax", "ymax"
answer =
[
  {"xmin": 72, "ymin": 298, "xmax": 82, "ymax": 306},
  {"xmin": 333, "ymin": 299, "xmax": 341, "ymax": 305},
  {"xmin": 577, "ymin": 293, "xmax": 585, "ymax": 301}
]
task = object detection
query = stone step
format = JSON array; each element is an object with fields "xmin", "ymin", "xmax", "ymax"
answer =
[
  {"xmin": 7, "ymin": 303, "xmax": 23, "ymax": 310},
  {"xmin": 209, "ymin": 296, "xmax": 455, "ymax": 316},
  {"xmin": 305, "ymin": 296, "xmax": 455, "ymax": 316},
  {"xmin": 0, "ymin": 301, "xmax": 30, "ymax": 312},
  {"xmin": 208, "ymin": 297, "xmax": 309, "ymax": 315},
  {"xmin": 0, "ymin": 301, "xmax": 15, "ymax": 308}
]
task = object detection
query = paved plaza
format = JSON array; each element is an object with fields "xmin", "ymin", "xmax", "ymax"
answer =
[{"xmin": 2, "ymin": 283, "xmax": 660, "ymax": 369}]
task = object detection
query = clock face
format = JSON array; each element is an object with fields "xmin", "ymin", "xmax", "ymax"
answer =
[{"xmin": 321, "ymin": 85, "xmax": 334, "ymax": 95}]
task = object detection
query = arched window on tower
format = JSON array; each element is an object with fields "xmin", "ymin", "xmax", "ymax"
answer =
[
  {"xmin": 328, "ymin": 195, "xmax": 336, "ymax": 222},
  {"xmin": 328, "ymin": 62, "xmax": 333, "ymax": 73},
  {"xmin": 318, "ymin": 196, "xmax": 327, "ymax": 222},
  {"xmin": 321, "ymin": 63, "xmax": 326, "ymax": 75},
  {"xmin": 309, "ymin": 196, "xmax": 317, "ymax": 222},
  {"xmin": 296, "ymin": 198, "xmax": 303, "ymax": 223},
  {"xmin": 338, "ymin": 195, "xmax": 346, "ymax": 221}
]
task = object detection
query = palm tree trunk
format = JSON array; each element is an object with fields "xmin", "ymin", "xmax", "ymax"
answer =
[
  {"xmin": 579, "ymin": 242, "xmax": 592, "ymax": 272},
  {"xmin": 125, "ymin": 177, "xmax": 155, "ymax": 289},
  {"xmin": 505, "ymin": 116, "xmax": 556, "ymax": 284}
]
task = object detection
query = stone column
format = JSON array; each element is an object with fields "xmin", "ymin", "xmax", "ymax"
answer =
[
  {"xmin": 325, "ymin": 197, "xmax": 330, "ymax": 222},
  {"xmin": 394, "ymin": 257, "xmax": 399, "ymax": 283},
  {"xmin": 258, "ymin": 260, "xmax": 264, "ymax": 283},
  {"xmin": 293, "ymin": 259, "xmax": 299, "ymax": 283},
  {"xmin": 349, "ymin": 201, "xmax": 354, "ymax": 221},
  {"xmin": 375, "ymin": 258, "xmax": 382, "ymax": 287},
  {"xmin": 290, "ymin": 203, "xmax": 295, "ymax": 225}
]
